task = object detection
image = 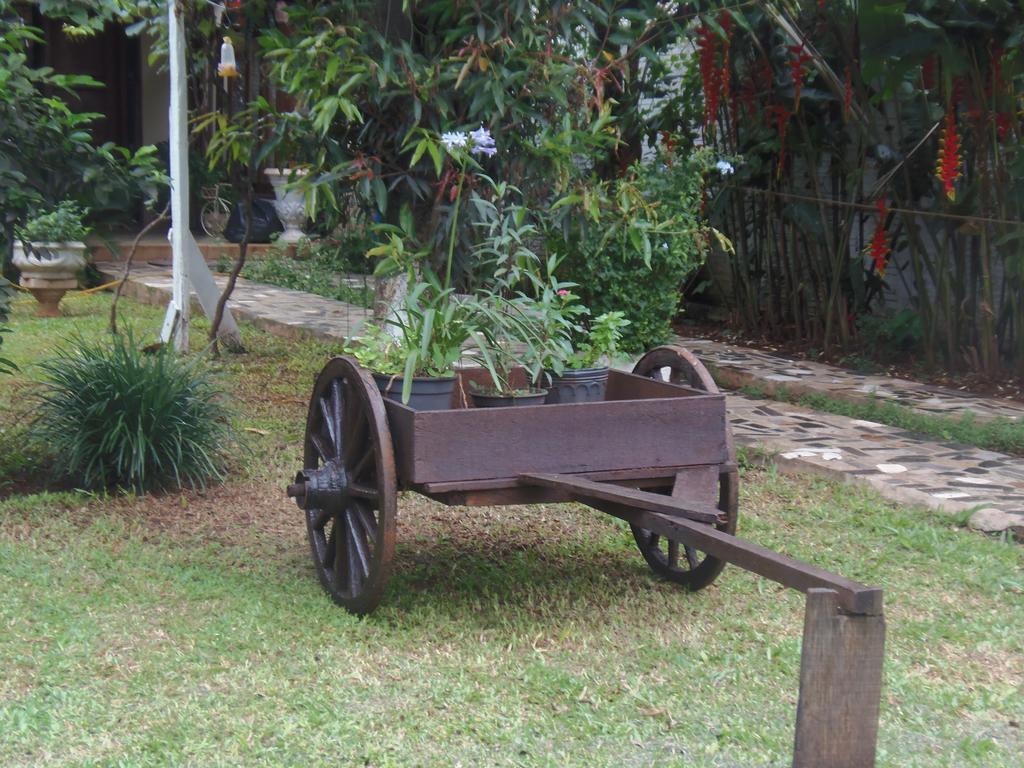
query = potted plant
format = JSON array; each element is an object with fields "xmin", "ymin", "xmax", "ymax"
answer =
[
  {"xmin": 261, "ymin": 110, "xmax": 319, "ymax": 244},
  {"xmin": 344, "ymin": 271, "xmax": 471, "ymax": 410},
  {"xmin": 12, "ymin": 202, "xmax": 91, "ymax": 317},
  {"xmin": 465, "ymin": 291, "xmax": 569, "ymax": 408},
  {"xmin": 546, "ymin": 311, "xmax": 631, "ymax": 404}
]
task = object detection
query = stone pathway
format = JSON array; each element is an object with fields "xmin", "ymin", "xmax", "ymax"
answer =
[
  {"xmin": 675, "ymin": 335, "xmax": 1024, "ymax": 424},
  {"xmin": 101, "ymin": 263, "xmax": 1022, "ymax": 539},
  {"xmin": 97, "ymin": 262, "xmax": 369, "ymax": 342},
  {"xmin": 727, "ymin": 396, "xmax": 1024, "ymax": 539}
]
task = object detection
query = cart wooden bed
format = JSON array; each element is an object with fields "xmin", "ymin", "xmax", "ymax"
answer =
[{"xmin": 286, "ymin": 345, "xmax": 886, "ymax": 768}]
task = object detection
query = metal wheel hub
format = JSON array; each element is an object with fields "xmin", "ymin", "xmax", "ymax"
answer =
[{"xmin": 288, "ymin": 461, "xmax": 349, "ymax": 515}]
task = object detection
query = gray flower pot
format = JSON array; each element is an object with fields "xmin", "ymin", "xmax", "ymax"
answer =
[
  {"xmin": 373, "ymin": 373, "xmax": 456, "ymax": 411},
  {"xmin": 469, "ymin": 389, "xmax": 549, "ymax": 408},
  {"xmin": 545, "ymin": 366, "xmax": 609, "ymax": 404}
]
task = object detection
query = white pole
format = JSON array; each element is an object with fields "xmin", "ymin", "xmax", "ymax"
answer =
[{"xmin": 163, "ymin": 0, "xmax": 190, "ymax": 352}]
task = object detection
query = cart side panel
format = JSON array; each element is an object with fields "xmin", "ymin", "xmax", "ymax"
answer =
[
  {"xmin": 604, "ymin": 370, "xmax": 709, "ymax": 400},
  {"xmin": 385, "ymin": 394, "xmax": 728, "ymax": 486}
]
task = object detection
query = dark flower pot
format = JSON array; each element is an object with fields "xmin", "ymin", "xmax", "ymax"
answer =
[
  {"xmin": 372, "ymin": 373, "xmax": 456, "ymax": 411},
  {"xmin": 545, "ymin": 366, "xmax": 609, "ymax": 404},
  {"xmin": 469, "ymin": 389, "xmax": 549, "ymax": 408}
]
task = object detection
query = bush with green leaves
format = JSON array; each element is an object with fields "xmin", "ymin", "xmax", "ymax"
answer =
[
  {"xmin": 574, "ymin": 311, "xmax": 630, "ymax": 368},
  {"xmin": 35, "ymin": 333, "xmax": 235, "ymax": 493},
  {"xmin": 17, "ymin": 201, "xmax": 91, "ymax": 243},
  {"xmin": 550, "ymin": 150, "xmax": 716, "ymax": 352}
]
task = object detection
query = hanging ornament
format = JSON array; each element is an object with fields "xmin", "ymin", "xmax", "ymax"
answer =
[{"xmin": 218, "ymin": 36, "xmax": 239, "ymax": 87}]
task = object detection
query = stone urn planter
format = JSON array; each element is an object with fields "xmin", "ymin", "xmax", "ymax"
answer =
[
  {"xmin": 12, "ymin": 242, "xmax": 87, "ymax": 317},
  {"xmin": 264, "ymin": 167, "xmax": 308, "ymax": 244}
]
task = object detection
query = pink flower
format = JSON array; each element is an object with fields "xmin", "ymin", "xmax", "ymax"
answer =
[{"xmin": 557, "ymin": 289, "xmax": 569, "ymax": 296}]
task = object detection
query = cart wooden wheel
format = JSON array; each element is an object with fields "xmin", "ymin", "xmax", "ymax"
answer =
[
  {"xmin": 287, "ymin": 356, "xmax": 397, "ymax": 614},
  {"xmin": 629, "ymin": 345, "xmax": 739, "ymax": 591}
]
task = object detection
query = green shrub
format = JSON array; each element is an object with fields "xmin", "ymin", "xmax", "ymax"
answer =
[
  {"xmin": 549, "ymin": 150, "xmax": 713, "ymax": 353},
  {"xmin": 17, "ymin": 201, "xmax": 91, "ymax": 243},
  {"xmin": 35, "ymin": 333, "xmax": 235, "ymax": 493}
]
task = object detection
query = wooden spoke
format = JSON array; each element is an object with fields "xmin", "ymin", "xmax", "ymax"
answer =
[
  {"xmin": 356, "ymin": 504, "xmax": 378, "ymax": 539},
  {"xmin": 349, "ymin": 450, "xmax": 373, "ymax": 483},
  {"xmin": 685, "ymin": 545, "xmax": 700, "ymax": 571},
  {"xmin": 310, "ymin": 432, "xmax": 332, "ymax": 464},
  {"xmin": 346, "ymin": 523, "xmax": 361, "ymax": 594},
  {"xmin": 324, "ymin": 524, "xmax": 338, "ymax": 570},
  {"xmin": 348, "ymin": 482, "xmax": 379, "ymax": 502},
  {"xmin": 331, "ymin": 379, "xmax": 345, "ymax": 458},
  {"xmin": 319, "ymin": 396, "xmax": 337, "ymax": 456},
  {"xmin": 346, "ymin": 508, "xmax": 371, "ymax": 578},
  {"xmin": 311, "ymin": 507, "xmax": 332, "ymax": 530},
  {"xmin": 301, "ymin": 356, "xmax": 397, "ymax": 615},
  {"xmin": 629, "ymin": 345, "xmax": 739, "ymax": 591}
]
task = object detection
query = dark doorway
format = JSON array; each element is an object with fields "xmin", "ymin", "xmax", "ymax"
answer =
[{"xmin": 36, "ymin": 18, "xmax": 142, "ymax": 149}]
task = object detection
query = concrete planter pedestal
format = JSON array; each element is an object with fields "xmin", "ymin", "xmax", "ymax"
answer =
[
  {"xmin": 12, "ymin": 241, "xmax": 87, "ymax": 317},
  {"xmin": 264, "ymin": 167, "xmax": 309, "ymax": 244}
]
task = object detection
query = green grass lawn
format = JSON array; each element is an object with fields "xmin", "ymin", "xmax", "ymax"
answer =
[{"xmin": 1, "ymin": 292, "xmax": 1022, "ymax": 767}]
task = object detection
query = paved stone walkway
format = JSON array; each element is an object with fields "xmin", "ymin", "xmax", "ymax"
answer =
[
  {"xmin": 675, "ymin": 335, "xmax": 1024, "ymax": 424},
  {"xmin": 97, "ymin": 262, "xmax": 369, "ymax": 342},
  {"xmin": 102, "ymin": 263, "xmax": 1022, "ymax": 539},
  {"xmin": 728, "ymin": 397, "xmax": 1024, "ymax": 538}
]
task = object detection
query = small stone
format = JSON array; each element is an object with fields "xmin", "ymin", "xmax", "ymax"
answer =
[
  {"xmin": 931, "ymin": 491, "xmax": 970, "ymax": 500},
  {"xmin": 781, "ymin": 449, "xmax": 819, "ymax": 459},
  {"xmin": 968, "ymin": 508, "xmax": 1020, "ymax": 534},
  {"xmin": 764, "ymin": 374, "xmax": 803, "ymax": 382},
  {"xmin": 876, "ymin": 464, "xmax": 908, "ymax": 474},
  {"xmin": 851, "ymin": 419, "xmax": 884, "ymax": 428},
  {"xmin": 959, "ymin": 476, "xmax": 993, "ymax": 485}
]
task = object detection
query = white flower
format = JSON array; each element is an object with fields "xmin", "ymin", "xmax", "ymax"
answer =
[
  {"xmin": 468, "ymin": 125, "xmax": 497, "ymax": 157},
  {"xmin": 441, "ymin": 131, "xmax": 468, "ymax": 151},
  {"xmin": 715, "ymin": 159, "xmax": 735, "ymax": 175}
]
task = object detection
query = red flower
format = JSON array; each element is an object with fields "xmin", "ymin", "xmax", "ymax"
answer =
[
  {"xmin": 866, "ymin": 199, "xmax": 891, "ymax": 277},
  {"xmin": 767, "ymin": 104, "xmax": 791, "ymax": 177},
  {"xmin": 787, "ymin": 44, "xmax": 813, "ymax": 112},
  {"xmin": 697, "ymin": 23, "xmax": 721, "ymax": 133},
  {"xmin": 935, "ymin": 109, "xmax": 962, "ymax": 202},
  {"xmin": 718, "ymin": 11, "xmax": 734, "ymax": 107}
]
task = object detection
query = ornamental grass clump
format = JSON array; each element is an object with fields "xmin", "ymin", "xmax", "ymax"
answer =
[{"xmin": 36, "ymin": 334, "xmax": 235, "ymax": 493}]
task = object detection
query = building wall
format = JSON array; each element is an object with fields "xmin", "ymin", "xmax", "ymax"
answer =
[{"xmin": 139, "ymin": 33, "xmax": 170, "ymax": 147}]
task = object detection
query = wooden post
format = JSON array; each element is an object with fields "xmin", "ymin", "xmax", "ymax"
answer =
[
  {"xmin": 161, "ymin": 0, "xmax": 240, "ymax": 351},
  {"xmin": 793, "ymin": 589, "xmax": 886, "ymax": 768},
  {"xmin": 164, "ymin": 0, "xmax": 190, "ymax": 352}
]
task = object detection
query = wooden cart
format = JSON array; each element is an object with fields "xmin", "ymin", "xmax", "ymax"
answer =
[{"xmin": 287, "ymin": 345, "xmax": 886, "ymax": 768}]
